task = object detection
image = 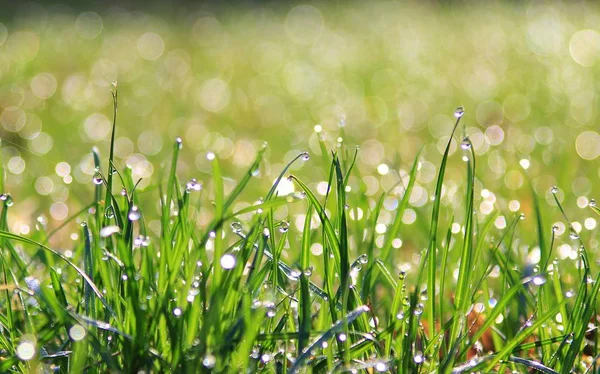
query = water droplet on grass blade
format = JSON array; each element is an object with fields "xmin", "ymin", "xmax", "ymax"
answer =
[
  {"xmin": 220, "ymin": 254, "xmax": 236, "ymax": 270},
  {"xmin": 16, "ymin": 340, "xmax": 36, "ymax": 360},
  {"xmin": 569, "ymin": 230, "xmax": 579, "ymax": 240},
  {"xmin": 128, "ymin": 206, "xmax": 141, "ymax": 221},
  {"xmin": 279, "ymin": 221, "xmax": 289, "ymax": 233},
  {"xmin": 175, "ymin": 137, "xmax": 183, "ymax": 149},
  {"xmin": 532, "ymin": 276, "xmax": 546, "ymax": 286},
  {"xmin": 173, "ymin": 307, "xmax": 182, "ymax": 317},
  {"xmin": 460, "ymin": 136, "xmax": 472, "ymax": 150},
  {"xmin": 590, "ymin": 199, "xmax": 597, "ymax": 207},
  {"xmin": 206, "ymin": 152, "xmax": 215, "ymax": 161},
  {"xmin": 301, "ymin": 151, "xmax": 310, "ymax": 161},
  {"xmin": 203, "ymin": 354, "xmax": 216, "ymax": 369},
  {"xmin": 454, "ymin": 106, "xmax": 464, "ymax": 118},
  {"xmin": 230, "ymin": 222, "xmax": 243, "ymax": 234},
  {"xmin": 551, "ymin": 186, "xmax": 558, "ymax": 194},
  {"xmin": 0, "ymin": 193, "xmax": 14, "ymax": 206},
  {"xmin": 185, "ymin": 178, "xmax": 202, "ymax": 192},
  {"xmin": 100, "ymin": 225, "xmax": 120, "ymax": 238},
  {"xmin": 69, "ymin": 325, "xmax": 86, "ymax": 341},
  {"xmin": 92, "ymin": 172, "xmax": 103, "ymax": 185},
  {"xmin": 414, "ymin": 351, "xmax": 424, "ymax": 364}
]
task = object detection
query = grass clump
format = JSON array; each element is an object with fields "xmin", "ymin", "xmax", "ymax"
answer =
[{"xmin": 0, "ymin": 88, "xmax": 599, "ymax": 374}]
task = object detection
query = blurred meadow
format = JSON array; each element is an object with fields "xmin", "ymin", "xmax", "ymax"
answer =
[
  {"xmin": 0, "ymin": 2, "xmax": 599, "ymax": 244},
  {"xmin": 2, "ymin": 1, "xmax": 600, "ymax": 372}
]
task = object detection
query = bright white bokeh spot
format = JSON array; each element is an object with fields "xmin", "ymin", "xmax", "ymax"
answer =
[
  {"xmin": 76, "ymin": 12, "xmax": 103, "ymax": 39},
  {"xmin": 220, "ymin": 254, "xmax": 236, "ymax": 270},
  {"xmin": 197, "ymin": 78, "xmax": 230, "ymax": 112},
  {"xmin": 274, "ymin": 177, "xmax": 295, "ymax": 196},
  {"xmin": 570, "ymin": 30, "xmax": 600, "ymax": 66},
  {"xmin": 576, "ymin": 131, "xmax": 600, "ymax": 160},
  {"xmin": 16, "ymin": 340, "xmax": 36, "ymax": 360},
  {"xmin": 137, "ymin": 32, "xmax": 165, "ymax": 61},
  {"xmin": 30, "ymin": 73, "xmax": 57, "ymax": 99},
  {"xmin": 69, "ymin": 324, "xmax": 87, "ymax": 341},
  {"xmin": 285, "ymin": 5, "xmax": 325, "ymax": 45}
]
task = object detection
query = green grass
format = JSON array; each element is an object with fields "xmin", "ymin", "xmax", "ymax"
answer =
[
  {"xmin": 0, "ymin": 87, "xmax": 599, "ymax": 373},
  {"xmin": 1, "ymin": 2, "xmax": 600, "ymax": 373}
]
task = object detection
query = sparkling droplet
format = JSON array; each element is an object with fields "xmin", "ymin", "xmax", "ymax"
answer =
[
  {"xmin": 532, "ymin": 276, "xmax": 546, "ymax": 286},
  {"xmin": 569, "ymin": 230, "xmax": 579, "ymax": 240},
  {"xmin": 454, "ymin": 106, "xmax": 464, "ymax": 118},
  {"xmin": 279, "ymin": 221, "xmax": 289, "ymax": 233},
  {"xmin": 173, "ymin": 307, "xmax": 182, "ymax": 317},
  {"xmin": 69, "ymin": 325, "xmax": 86, "ymax": 341},
  {"xmin": 203, "ymin": 354, "xmax": 216, "ymax": 369},
  {"xmin": 230, "ymin": 222, "xmax": 243, "ymax": 234},
  {"xmin": 589, "ymin": 199, "xmax": 596, "ymax": 207},
  {"xmin": 16, "ymin": 340, "xmax": 36, "ymax": 360},
  {"xmin": 358, "ymin": 254, "xmax": 368, "ymax": 264},
  {"xmin": 460, "ymin": 136, "xmax": 471, "ymax": 150},
  {"xmin": 301, "ymin": 152, "xmax": 310, "ymax": 161},
  {"xmin": 206, "ymin": 152, "xmax": 215, "ymax": 161},
  {"xmin": 100, "ymin": 226, "xmax": 120, "ymax": 238},
  {"xmin": 519, "ymin": 213, "xmax": 525, "ymax": 220},
  {"xmin": 120, "ymin": 188, "xmax": 127, "ymax": 196},
  {"xmin": 175, "ymin": 137, "xmax": 183, "ymax": 149},
  {"xmin": 414, "ymin": 351, "xmax": 424, "ymax": 364},
  {"xmin": 92, "ymin": 172, "xmax": 103, "ymax": 185},
  {"xmin": 185, "ymin": 178, "xmax": 202, "ymax": 193},
  {"xmin": 551, "ymin": 186, "xmax": 558, "ymax": 194},
  {"xmin": 128, "ymin": 206, "xmax": 141, "ymax": 221},
  {"xmin": 220, "ymin": 254, "xmax": 236, "ymax": 270}
]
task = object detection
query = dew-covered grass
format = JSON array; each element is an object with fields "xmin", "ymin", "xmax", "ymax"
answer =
[
  {"xmin": 2, "ymin": 1, "xmax": 600, "ymax": 373},
  {"xmin": 0, "ymin": 87, "xmax": 599, "ymax": 373}
]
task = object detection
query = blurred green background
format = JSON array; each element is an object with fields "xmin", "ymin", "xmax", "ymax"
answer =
[{"xmin": 0, "ymin": 1, "xmax": 599, "ymax": 260}]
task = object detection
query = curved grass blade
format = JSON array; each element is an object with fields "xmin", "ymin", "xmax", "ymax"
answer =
[{"xmin": 0, "ymin": 230, "xmax": 113, "ymax": 315}]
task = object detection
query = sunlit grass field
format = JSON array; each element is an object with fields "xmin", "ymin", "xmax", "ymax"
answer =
[{"xmin": 1, "ymin": 1, "xmax": 600, "ymax": 372}]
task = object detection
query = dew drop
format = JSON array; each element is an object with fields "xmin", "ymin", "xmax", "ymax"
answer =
[
  {"xmin": 128, "ymin": 206, "xmax": 141, "ymax": 221},
  {"xmin": 532, "ymin": 276, "xmax": 546, "ymax": 286},
  {"xmin": 175, "ymin": 137, "xmax": 183, "ymax": 149},
  {"xmin": 185, "ymin": 178, "xmax": 202, "ymax": 193},
  {"xmin": 230, "ymin": 222, "xmax": 243, "ymax": 234},
  {"xmin": 279, "ymin": 221, "xmax": 289, "ymax": 233},
  {"xmin": 301, "ymin": 151, "xmax": 310, "ymax": 161},
  {"xmin": 590, "ymin": 199, "xmax": 597, "ymax": 207},
  {"xmin": 206, "ymin": 152, "xmax": 215, "ymax": 161},
  {"xmin": 120, "ymin": 188, "xmax": 127, "ymax": 196},
  {"xmin": 0, "ymin": 193, "xmax": 14, "ymax": 206},
  {"xmin": 92, "ymin": 172, "xmax": 103, "ymax": 185},
  {"xmin": 100, "ymin": 225, "xmax": 120, "ymax": 238},
  {"xmin": 375, "ymin": 362, "xmax": 388, "ymax": 372},
  {"xmin": 220, "ymin": 254, "xmax": 236, "ymax": 270},
  {"xmin": 454, "ymin": 106, "xmax": 464, "ymax": 118},
  {"xmin": 358, "ymin": 254, "xmax": 368, "ymax": 264},
  {"xmin": 569, "ymin": 230, "xmax": 579, "ymax": 240},
  {"xmin": 551, "ymin": 186, "xmax": 558, "ymax": 194},
  {"xmin": 460, "ymin": 137, "xmax": 472, "ymax": 150},
  {"xmin": 519, "ymin": 213, "xmax": 526, "ymax": 220},
  {"xmin": 105, "ymin": 206, "xmax": 115, "ymax": 219},
  {"xmin": 16, "ymin": 340, "xmax": 36, "ymax": 360},
  {"xmin": 413, "ymin": 351, "xmax": 424, "ymax": 364},
  {"xmin": 266, "ymin": 307, "xmax": 276, "ymax": 318},
  {"xmin": 202, "ymin": 354, "xmax": 216, "ymax": 369},
  {"xmin": 173, "ymin": 307, "xmax": 182, "ymax": 317},
  {"xmin": 69, "ymin": 324, "xmax": 86, "ymax": 341}
]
